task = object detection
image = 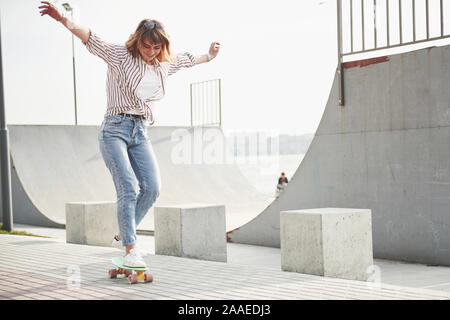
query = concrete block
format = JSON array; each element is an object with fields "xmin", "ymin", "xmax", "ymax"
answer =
[
  {"xmin": 155, "ymin": 204, "xmax": 227, "ymax": 262},
  {"xmin": 66, "ymin": 202, "xmax": 119, "ymax": 247},
  {"xmin": 280, "ymin": 208, "xmax": 373, "ymax": 281}
]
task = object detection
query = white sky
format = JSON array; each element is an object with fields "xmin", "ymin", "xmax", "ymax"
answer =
[{"xmin": 0, "ymin": 0, "xmax": 449, "ymax": 135}]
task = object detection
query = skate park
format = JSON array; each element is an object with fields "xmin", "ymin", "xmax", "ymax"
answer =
[{"xmin": 1, "ymin": 0, "xmax": 450, "ymax": 300}]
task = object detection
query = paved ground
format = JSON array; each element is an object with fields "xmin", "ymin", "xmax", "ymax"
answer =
[
  {"xmin": 13, "ymin": 224, "xmax": 450, "ymax": 293},
  {"xmin": 1, "ymin": 227, "xmax": 450, "ymax": 300}
]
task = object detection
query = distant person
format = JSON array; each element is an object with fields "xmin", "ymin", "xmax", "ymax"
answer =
[
  {"xmin": 39, "ymin": 2, "xmax": 220, "ymax": 268},
  {"xmin": 276, "ymin": 172, "xmax": 288, "ymax": 198}
]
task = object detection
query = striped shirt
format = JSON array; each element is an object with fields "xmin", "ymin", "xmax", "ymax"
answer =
[{"xmin": 84, "ymin": 30, "xmax": 196, "ymax": 125}]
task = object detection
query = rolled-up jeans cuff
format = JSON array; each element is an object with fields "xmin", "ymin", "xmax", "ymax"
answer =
[{"xmin": 122, "ymin": 240, "xmax": 136, "ymax": 247}]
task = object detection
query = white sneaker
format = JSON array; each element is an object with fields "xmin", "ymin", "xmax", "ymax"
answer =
[
  {"xmin": 123, "ymin": 248, "xmax": 147, "ymax": 268},
  {"xmin": 111, "ymin": 235, "xmax": 123, "ymax": 248}
]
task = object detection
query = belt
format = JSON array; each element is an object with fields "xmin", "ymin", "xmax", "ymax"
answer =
[{"xmin": 119, "ymin": 113, "xmax": 144, "ymax": 119}]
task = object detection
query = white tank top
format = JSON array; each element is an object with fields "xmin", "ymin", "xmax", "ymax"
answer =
[{"xmin": 126, "ymin": 64, "xmax": 160, "ymax": 115}]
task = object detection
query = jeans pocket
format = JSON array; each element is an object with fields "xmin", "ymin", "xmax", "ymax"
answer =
[{"xmin": 106, "ymin": 115, "xmax": 124, "ymax": 126}]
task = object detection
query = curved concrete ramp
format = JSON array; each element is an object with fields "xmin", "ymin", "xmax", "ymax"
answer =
[
  {"xmin": 8, "ymin": 126, "xmax": 115, "ymax": 228},
  {"xmin": 228, "ymin": 45, "xmax": 450, "ymax": 266},
  {"xmin": 2, "ymin": 125, "xmax": 272, "ymax": 232}
]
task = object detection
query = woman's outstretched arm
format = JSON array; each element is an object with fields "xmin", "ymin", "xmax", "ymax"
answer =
[
  {"xmin": 39, "ymin": 1, "xmax": 127, "ymax": 66},
  {"xmin": 39, "ymin": 1, "xmax": 90, "ymax": 44},
  {"xmin": 168, "ymin": 41, "xmax": 220, "ymax": 76},
  {"xmin": 194, "ymin": 42, "xmax": 221, "ymax": 65}
]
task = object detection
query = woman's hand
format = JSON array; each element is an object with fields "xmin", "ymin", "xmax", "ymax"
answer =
[
  {"xmin": 38, "ymin": 1, "xmax": 90, "ymax": 43},
  {"xmin": 39, "ymin": 1, "xmax": 64, "ymax": 21},
  {"xmin": 208, "ymin": 42, "xmax": 220, "ymax": 60}
]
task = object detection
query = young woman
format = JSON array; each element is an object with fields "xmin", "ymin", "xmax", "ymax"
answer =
[{"xmin": 39, "ymin": 1, "xmax": 220, "ymax": 267}]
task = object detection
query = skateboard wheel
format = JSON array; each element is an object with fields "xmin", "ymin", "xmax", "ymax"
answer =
[
  {"xmin": 128, "ymin": 274, "xmax": 138, "ymax": 284},
  {"xmin": 108, "ymin": 269, "xmax": 118, "ymax": 279},
  {"xmin": 144, "ymin": 273, "xmax": 153, "ymax": 283}
]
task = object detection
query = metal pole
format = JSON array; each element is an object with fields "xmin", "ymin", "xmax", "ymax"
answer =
[
  {"xmin": 362, "ymin": 0, "xmax": 365, "ymax": 51},
  {"xmin": 71, "ymin": 10, "xmax": 78, "ymax": 125},
  {"xmin": 350, "ymin": 0, "xmax": 353, "ymax": 52},
  {"xmin": 0, "ymin": 14, "xmax": 13, "ymax": 232},
  {"xmin": 426, "ymin": 0, "xmax": 429, "ymax": 39},
  {"xmin": 399, "ymin": 0, "xmax": 403, "ymax": 44},
  {"xmin": 440, "ymin": 0, "xmax": 444, "ymax": 37},
  {"xmin": 218, "ymin": 79, "xmax": 222, "ymax": 127},
  {"xmin": 190, "ymin": 83, "xmax": 193, "ymax": 127},
  {"xmin": 205, "ymin": 81, "xmax": 209, "ymax": 126},
  {"xmin": 386, "ymin": 0, "xmax": 390, "ymax": 46},
  {"xmin": 413, "ymin": 0, "xmax": 416, "ymax": 42},
  {"xmin": 337, "ymin": 0, "xmax": 344, "ymax": 106},
  {"xmin": 374, "ymin": 0, "xmax": 377, "ymax": 48}
]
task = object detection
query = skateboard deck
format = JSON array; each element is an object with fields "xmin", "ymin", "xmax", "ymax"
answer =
[{"xmin": 108, "ymin": 256, "xmax": 154, "ymax": 284}]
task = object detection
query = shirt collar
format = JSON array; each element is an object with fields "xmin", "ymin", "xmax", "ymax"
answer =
[
  {"xmin": 152, "ymin": 59, "xmax": 161, "ymax": 68},
  {"xmin": 139, "ymin": 54, "xmax": 161, "ymax": 68}
]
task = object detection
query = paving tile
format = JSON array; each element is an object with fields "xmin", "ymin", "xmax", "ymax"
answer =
[
  {"xmin": 1, "ymin": 235, "xmax": 449, "ymax": 300},
  {"xmin": 41, "ymin": 292, "xmax": 67, "ymax": 299},
  {"xmin": 11, "ymin": 296, "xmax": 31, "ymax": 300}
]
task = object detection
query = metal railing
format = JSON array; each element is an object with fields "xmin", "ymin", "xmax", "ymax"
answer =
[
  {"xmin": 190, "ymin": 78, "xmax": 222, "ymax": 127},
  {"xmin": 337, "ymin": 0, "xmax": 450, "ymax": 106}
]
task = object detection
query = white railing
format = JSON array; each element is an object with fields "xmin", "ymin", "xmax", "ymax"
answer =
[{"xmin": 190, "ymin": 79, "xmax": 222, "ymax": 127}]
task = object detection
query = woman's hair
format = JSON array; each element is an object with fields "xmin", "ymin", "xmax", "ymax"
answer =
[{"xmin": 125, "ymin": 19, "xmax": 175, "ymax": 62}]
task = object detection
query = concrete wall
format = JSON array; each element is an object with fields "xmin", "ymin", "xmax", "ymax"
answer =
[{"xmin": 228, "ymin": 45, "xmax": 450, "ymax": 266}]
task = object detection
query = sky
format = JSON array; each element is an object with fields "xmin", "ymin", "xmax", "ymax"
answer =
[{"xmin": 0, "ymin": 0, "xmax": 449, "ymax": 135}]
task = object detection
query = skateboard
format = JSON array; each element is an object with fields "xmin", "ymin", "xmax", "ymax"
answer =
[{"xmin": 108, "ymin": 256, "xmax": 154, "ymax": 284}]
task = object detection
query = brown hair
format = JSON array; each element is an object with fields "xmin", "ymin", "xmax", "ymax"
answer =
[{"xmin": 125, "ymin": 19, "xmax": 175, "ymax": 62}]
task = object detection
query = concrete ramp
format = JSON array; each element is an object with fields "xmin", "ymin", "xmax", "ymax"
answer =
[
  {"xmin": 1, "ymin": 125, "xmax": 272, "ymax": 232},
  {"xmin": 228, "ymin": 45, "xmax": 450, "ymax": 266}
]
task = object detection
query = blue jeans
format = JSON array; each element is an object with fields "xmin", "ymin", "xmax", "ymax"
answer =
[{"xmin": 98, "ymin": 114, "xmax": 161, "ymax": 246}]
